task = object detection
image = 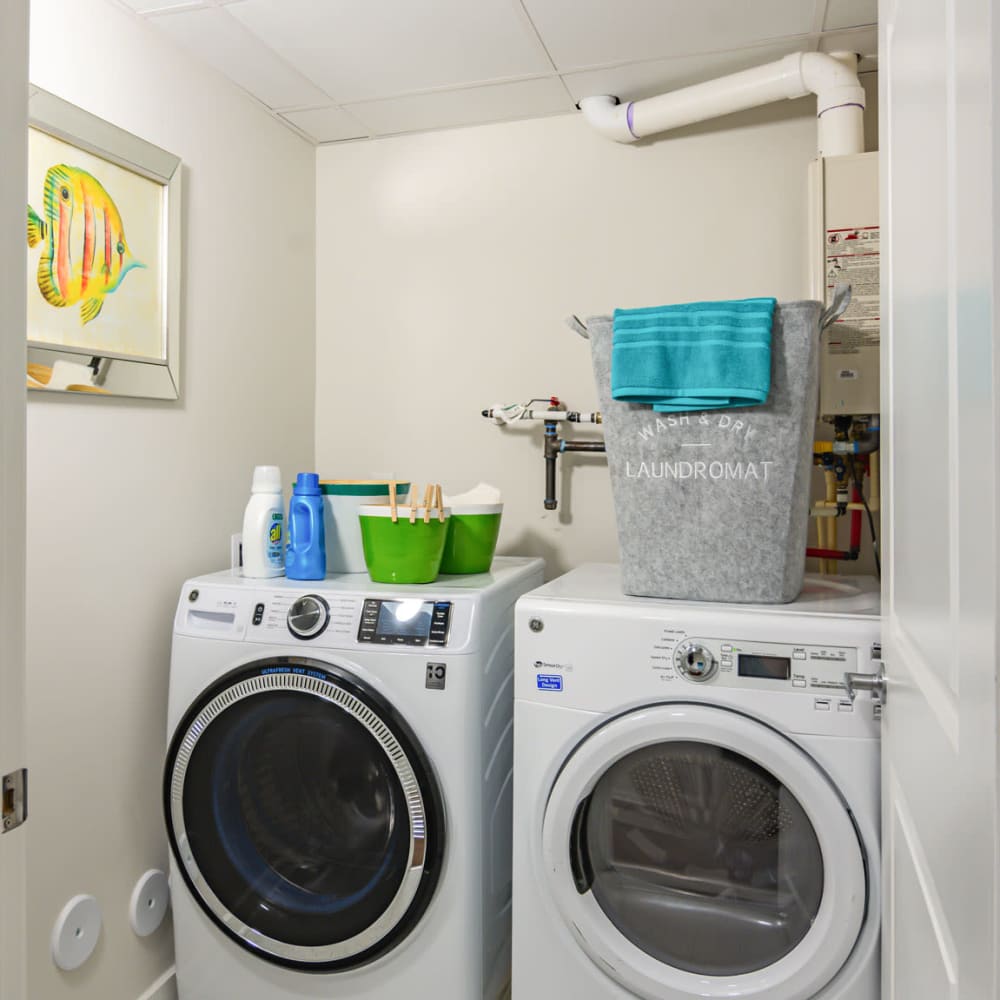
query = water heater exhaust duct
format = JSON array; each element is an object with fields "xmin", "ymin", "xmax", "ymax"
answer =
[{"xmin": 579, "ymin": 52, "xmax": 865, "ymax": 157}]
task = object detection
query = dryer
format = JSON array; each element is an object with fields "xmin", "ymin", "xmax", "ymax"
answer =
[
  {"xmin": 164, "ymin": 556, "xmax": 543, "ymax": 1000},
  {"xmin": 512, "ymin": 564, "xmax": 880, "ymax": 1000}
]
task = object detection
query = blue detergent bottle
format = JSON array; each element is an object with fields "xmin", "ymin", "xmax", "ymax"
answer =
[{"xmin": 285, "ymin": 473, "xmax": 326, "ymax": 580}]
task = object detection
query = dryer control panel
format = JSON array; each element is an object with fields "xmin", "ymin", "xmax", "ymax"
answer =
[{"xmin": 664, "ymin": 635, "xmax": 877, "ymax": 715}]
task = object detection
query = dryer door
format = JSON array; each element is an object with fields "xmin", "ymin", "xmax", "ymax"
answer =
[
  {"xmin": 164, "ymin": 658, "xmax": 444, "ymax": 971},
  {"xmin": 542, "ymin": 704, "xmax": 867, "ymax": 1000}
]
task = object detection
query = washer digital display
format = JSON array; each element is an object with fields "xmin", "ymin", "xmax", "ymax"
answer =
[
  {"xmin": 738, "ymin": 654, "xmax": 792, "ymax": 680},
  {"xmin": 377, "ymin": 600, "xmax": 434, "ymax": 639},
  {"xmin": 358, "ymin": 599, "xmax": 452, "ymax": 646}
]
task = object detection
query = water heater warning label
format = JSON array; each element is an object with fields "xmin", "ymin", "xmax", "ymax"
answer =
[{"xmin": 825, "ymin": 225, "xmax": 880, "ymax": 354}]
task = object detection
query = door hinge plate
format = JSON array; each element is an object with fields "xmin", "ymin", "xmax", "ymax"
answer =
[
  {"xmin": 844, "ymin": 665, "xmax": 887, "ymax": 704},
  {"xmin": 2, "ymin": 768, "xmax": 27, "ymax": 833}
]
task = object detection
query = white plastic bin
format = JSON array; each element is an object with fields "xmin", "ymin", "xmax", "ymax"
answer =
[{"xmin": 321, "ymin": 481, "xmax": 410, "ymax": 573}]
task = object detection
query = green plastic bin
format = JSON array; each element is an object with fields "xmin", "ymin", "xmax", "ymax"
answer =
[
  {"xmin": 439, "ymin": 503, "xmax": 503, "ymax": 575},
  {"xmin": 358, "ymin": 504, "xmax": 451, "ymax": 584}
]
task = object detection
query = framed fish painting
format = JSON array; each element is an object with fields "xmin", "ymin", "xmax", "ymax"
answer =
[{"xmin": 25, "ymin": 88, "xmax": 181, "ymax": 399}]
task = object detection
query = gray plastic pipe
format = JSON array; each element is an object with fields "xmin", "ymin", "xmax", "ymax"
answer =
[{"xmin": 579, "ymin": 52, "xmax": 865, "ymax": 157}]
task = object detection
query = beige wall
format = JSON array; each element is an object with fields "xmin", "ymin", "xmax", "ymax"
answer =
[
  {"xmin": 25, "ymin": 1, "xmax": 316, "ymax": 998},
  {"xmin": 316, "ymin": 95, "xmax": 879, "ymax": 579}
]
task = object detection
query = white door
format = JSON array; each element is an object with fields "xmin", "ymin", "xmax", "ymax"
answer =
[
  {"xmin": 0, "ymin": 2, "xmax": 29, "ymax": 998},
  {"xmin": 880, "ymin": 0, "xmax": 999, "ymax": 996}
]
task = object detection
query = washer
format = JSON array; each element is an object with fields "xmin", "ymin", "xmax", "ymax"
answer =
[
  {"xmin": 513, "ymin": 564, "xmax": 880, "ymax": 1000},
  {"xmin": 164, "ymin": 556, "xmax": 543, "ymax": 1000}
]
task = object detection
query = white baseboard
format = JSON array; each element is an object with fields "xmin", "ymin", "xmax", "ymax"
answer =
[{"xmin": 137, "ymin": 966, "xmax": 176, "ymax": 1000}]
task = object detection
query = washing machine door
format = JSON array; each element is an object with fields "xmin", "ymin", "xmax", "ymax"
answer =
[
  {"xmin": 542, "ymin": 703, "xmax": 867, "ymax": 1000},
  {"xmin": 164, "ymin": 658, "xmax": 444, "ymax": 971}
]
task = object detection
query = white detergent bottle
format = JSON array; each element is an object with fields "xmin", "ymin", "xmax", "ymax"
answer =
[{"xmin": 242, "ymin": 465, "xmax": 285, "ymax": 578}]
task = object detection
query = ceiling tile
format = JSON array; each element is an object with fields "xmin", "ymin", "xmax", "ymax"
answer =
[
  {"xmin": 344, "ymin": 77, "xmax": 573, "ymax": 137},
  {"xmin": 823, "ymin": 0, "xmax": 877, "ymax": 30},
  {"xmin": 819, "ymin": 25, "xmax": 878, "ymax": 71},
  {"xmin": 118, "ymin": 0, "xmax": 203, "ymax": 12},
  {"xmin": 562, "ymin": 39, "xmax": 814, "ymax": 104},
  {"xmin": 279, "ymin": 106, "xmax": 370, "ymax": 143},
  {"xmin": 227, "ymin": 0, "xmax": 554, "ymax": 103},
  {"xmin": 521, "ymin": 0, "xmax": 820, "ymax": 71},
  {"xmin": 150, "ymin": 6, "xmax": 333, "ymax": 109},
  {"xmin": 117, "ymin": 0, "xmax": 245, "ymax": 9}
]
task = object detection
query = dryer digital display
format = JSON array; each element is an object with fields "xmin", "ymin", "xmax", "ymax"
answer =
[
  {"xmin": 738, "ymin": 653, "xmax": 792, "ymax": 680},
  {"xmin": 359, "ymin": 599, "xmax": 452, "ymax": 646}
]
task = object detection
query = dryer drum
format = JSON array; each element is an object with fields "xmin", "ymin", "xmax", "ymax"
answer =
[
  {"xmin": 628, "ymin": 747, "xmax": 797, "ymax": 841},
  {"xmin": 163, "ymin": 658, "xmax": 445, "ymax": 972},
  {"xmin": 576, "ymin": 740, "xmax": 825, "ymax": 977}
]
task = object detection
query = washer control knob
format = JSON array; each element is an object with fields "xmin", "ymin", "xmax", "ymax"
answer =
[
  {"xmin": 675, "ymin": 642, "xmax": 717, "ymax": 682},
  {"xmin": 287, "ymin": 595, "xmax": 330, "ymax": 640}
]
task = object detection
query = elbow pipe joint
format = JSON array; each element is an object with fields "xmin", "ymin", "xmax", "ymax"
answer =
[
  {"xmin": 580, "ymin": 51, "xmax": 865, "ymax": 156},
  {"xmin": 799, "ymin": 52, "xmax": 866, "ymax": 117},
  {"xmin": 542, "ymin": 423, "xmax": 608, "ymax": 509},
  {"xmin": 578, "ymin": 95, "xmax": 638, "ymax": 143}
]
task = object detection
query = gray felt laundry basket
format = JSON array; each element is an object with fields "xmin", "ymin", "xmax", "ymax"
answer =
[{"xmin": 587, "ymin": 294, "xmax": 846, "ymax": 604}]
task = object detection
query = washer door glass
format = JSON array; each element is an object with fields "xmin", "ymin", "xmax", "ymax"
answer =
[
  {"xmin": 165, "ymin": 661, "xmax": 444, "ymax": 971},
  {"xmin": 577, "ymin": 740, "xmax": 824, "ymax": 976}
]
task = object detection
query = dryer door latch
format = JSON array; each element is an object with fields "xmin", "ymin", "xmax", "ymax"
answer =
[
  {"xmin": 844, "ymin": 666, "xmax": 886, "ymax": 705},
  {"xmin": 1, "ymin": 768, "xmax": 27, "ymax": 834}
]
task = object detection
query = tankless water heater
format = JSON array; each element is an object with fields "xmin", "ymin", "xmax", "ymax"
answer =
[{"xmin": 810, "ymin": 152, "xmax": 880, "ymax": 418}]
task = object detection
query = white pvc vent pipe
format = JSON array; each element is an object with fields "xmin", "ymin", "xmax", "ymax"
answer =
[{"xmin": 580, "ymin": 52, "xmax": 865, "ymax": 157}]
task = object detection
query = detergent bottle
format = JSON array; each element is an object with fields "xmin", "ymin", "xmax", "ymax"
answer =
[
  {"xmin": 241, "ymin": 466, "xmax": 285, "ymax": 578},
  {"xmin": 285, "ymin": 473, "xmax": 326, "ymax": 580}
]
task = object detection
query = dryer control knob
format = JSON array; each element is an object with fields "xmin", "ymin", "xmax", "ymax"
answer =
[
  {"xmin": 675, "ymin": 642, "xmax": 717, "ymax": 682},
  {"xmin": 287, "ymin": 595, "xmax": 330, "ymax": 640}
]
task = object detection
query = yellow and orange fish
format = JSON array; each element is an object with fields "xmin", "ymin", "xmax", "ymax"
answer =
[{"xmin": 27, "ymin": 164, "xmax": 143, "ymax": 325}]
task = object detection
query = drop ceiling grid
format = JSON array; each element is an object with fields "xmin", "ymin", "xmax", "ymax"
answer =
[{"xmin": 110, "ymin": 0, "xmax": 877, "ymax": 144}]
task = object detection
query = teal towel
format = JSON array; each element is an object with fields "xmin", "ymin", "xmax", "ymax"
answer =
[{"xmin": 612, "ymin": 297, "xmax": 776, "ymax": 412}]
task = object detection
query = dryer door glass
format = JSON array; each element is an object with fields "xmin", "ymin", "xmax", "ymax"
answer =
[
  {"xmin": 165, "ymin": 662, "xmax": 444, "ymax": 970},
  {"xmin": 576, "ymin": 740, "xmax": 824, "ymax": 976}
]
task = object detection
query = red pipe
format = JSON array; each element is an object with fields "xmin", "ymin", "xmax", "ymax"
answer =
[
  {"xmin": 807, "ymin": 547, "xmax": 858, "ymax": 561},
  {"xmin": 850, "ymin": 485, "xmax": 863, "ymax": 550}
]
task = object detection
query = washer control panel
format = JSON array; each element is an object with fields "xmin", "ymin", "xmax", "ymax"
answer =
[
  {"xmin": 177, "ymin": 582, "xmax": 476, "ymax": 652},
  {"xmin": 357, "ymin": 599, "xmax": 452, "ymax": 647}
]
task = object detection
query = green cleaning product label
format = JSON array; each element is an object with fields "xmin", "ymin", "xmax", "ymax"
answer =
[{"xmin": 267, "ymin": 512, "xmax": 284, "ymax": 567}]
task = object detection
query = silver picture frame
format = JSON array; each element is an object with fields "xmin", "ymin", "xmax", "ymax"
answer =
[{"xmin": 26, "ymin": 87, "xmax": 182, "ymax": 400}]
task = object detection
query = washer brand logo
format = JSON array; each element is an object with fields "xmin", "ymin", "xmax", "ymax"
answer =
[{"xmin": 536, "ymin": 674, "xmax": 563, "ymax": 692}]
